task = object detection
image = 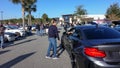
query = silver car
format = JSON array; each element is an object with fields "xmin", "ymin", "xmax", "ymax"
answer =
[{"xmin": 4, "ymin": 32, "xmax": 16, "ymax": 42}]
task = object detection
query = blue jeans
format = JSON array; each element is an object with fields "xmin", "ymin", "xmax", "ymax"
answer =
[
  {"xmin": 40, "ymin": 29, "xmax": 44, "ymax": 36},
  {"xmin": 0, "ymin": 35, "xmax": 4, "ymax": 48},
  {"xmin": 46, "ymin": 38, "xmax": 57, "ymax": 57},
  {"xmin": 36, "ymin": 29, "xmax": 40, "ymax": 35}
]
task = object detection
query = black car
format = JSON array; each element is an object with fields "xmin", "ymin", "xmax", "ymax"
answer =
[{"xmin": 61, "ymin": 25, "xmax": 120, "ymax": 68}]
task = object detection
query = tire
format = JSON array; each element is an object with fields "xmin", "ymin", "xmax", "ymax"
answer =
[{"xmin": 4, "ymin": 37, "xmax": 8, "ymax": 42}]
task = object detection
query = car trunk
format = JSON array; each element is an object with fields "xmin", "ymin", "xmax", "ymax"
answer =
[
  {"xmin": 88, "ymin": 39, "xmax": 120, "ymax": 64},
  {"xmin": 95, "ymin": 42, "xmax": 120, "ymax": 64}
]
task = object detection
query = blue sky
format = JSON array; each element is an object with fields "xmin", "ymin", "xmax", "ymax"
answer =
[{"xmin": 0, "ymin": 0, "xmax": 120, "ymax": 20}]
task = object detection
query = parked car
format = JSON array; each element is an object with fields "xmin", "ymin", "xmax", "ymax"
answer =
[
  {"xmin": 112, "ymin": 20, "xmax": 120, "ymax": 25},
  {"xmin": 4, "ymin": 25, "xmax": 25, "ymax": 37},
  {"xmin": 4, "ymin": 32, "xmax": 16, "ymax": 42},
  {"xmin": 31, "ymin": 25, "xmax": 36, "ymax": 31},
  {"xmin": 61, "ymin": 25, "xmax": 120, "ymax": 68}
]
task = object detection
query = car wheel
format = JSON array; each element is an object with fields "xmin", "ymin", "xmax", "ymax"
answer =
[{"xmin": 4, "ymin": 37, "xmax": 8, "ymax": 42}]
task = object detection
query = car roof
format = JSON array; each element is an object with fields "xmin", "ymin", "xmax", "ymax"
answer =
[{"xmin": 74, "ymin": 25, "xmax": 109, "ymax": 30}]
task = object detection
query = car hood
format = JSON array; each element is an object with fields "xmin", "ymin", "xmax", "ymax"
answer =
[
  {"xmin": 5, "ymin": 29, "xmax": 24, "ymax": 32},
  {"xmin": 12, "ymin": 29, "xmax": 23, "ymax": 31},
  {"xmin": 87, "ymin": 39, "xmax": 120, "ymax": 45}
]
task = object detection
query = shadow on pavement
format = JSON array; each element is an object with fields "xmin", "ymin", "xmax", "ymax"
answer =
[
  {"xmin": 0, "ymin": 50, "xmax": 11, "ymax": 55},
  {"xmin": 50, "ymin": 44, "xmax": 65, "ymax": 57},
  {"xmin": 4, "ymin": 38, "xmax": 37, "ymax": 48},
  {"xmin": 13, "ymin": 38, "xmax": 37, "ymax": 46},
  {"xmin": 0, "ymin": 52, "xmax": 36, "ymax": 68},
  {"xmin": 57, "ymin": 47, "xmax": 65, "ymax": 57}
]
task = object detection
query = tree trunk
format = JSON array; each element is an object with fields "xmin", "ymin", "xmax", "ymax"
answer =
[
  {"xmin": 28, "ymin": 17, "xmax": 29, "ymax": 25},
  {"xmin": 22, "ymin": 7, "xmax": 25, "ymax": 31},
  {"xmin": 21, "ymin": 0, "xmax": 26, "ymax": 32},
  {"xmin": 28, "ymin": 11, "xmax": 32, "ymax": 25}
]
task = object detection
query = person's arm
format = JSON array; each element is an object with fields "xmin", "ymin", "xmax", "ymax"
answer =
[{"xmin": 55, "ymin": 27, "xmax": 60, "ymax": 40}]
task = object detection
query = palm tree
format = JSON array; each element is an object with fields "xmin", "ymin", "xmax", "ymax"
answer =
[
  {"xmin": 25, "ymin": 0, "xmax": 37, "ymax": 25},
  {"xmin": 10, "ymin": 0, "xmax": 28, "ymax": 31},
  {"xmin": 42, "ymin": 13, "xmax": 49, "ymax": 23},
  {"xmin": 74, "ymin": 5, "xmax": 87, "ymax": 23},
  {"xmin": 74, "ymin": 5, "xmax": 87, "ymax": 16},
  {"xmin": 10, "ymin": 0, "xmax": 25, "ymax": 29}
]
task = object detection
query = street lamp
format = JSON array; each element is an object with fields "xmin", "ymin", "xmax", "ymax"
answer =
[{"xmin": 0, "ymin": 11, "xmax": 3, "ymax": 23}]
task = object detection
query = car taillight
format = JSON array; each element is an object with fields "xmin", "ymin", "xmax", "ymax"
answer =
[{"xmin": 84, "ymin": 47, "xmax": 106, "ymax": 58}]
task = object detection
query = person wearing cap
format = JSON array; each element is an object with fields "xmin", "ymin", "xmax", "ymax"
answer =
[{"xmin": 46, "ymin": 18, "xmax": 60, "ymax": 59}]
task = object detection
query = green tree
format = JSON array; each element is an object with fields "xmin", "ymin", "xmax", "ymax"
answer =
[
  {"xmin": 10, "ymin": 0, "xmax": 28, "ymax": 30},
  {"xmin": 74, "ymin": 5, "xmax": 87, "ymax": 23},
  {"xmin": 42, "ymin": 13, "xmax": 49, "ymax": 23},
  {"xmin": 106, "ymin": 3, "xmax": 120, "ymax": 21},
  {"xmin": 26, "ymin": 14, "xmax": 35, "ymax": 24},
  {"xmin": 25, "ymin": 0, "xmax": 37, "ymax": 25}
]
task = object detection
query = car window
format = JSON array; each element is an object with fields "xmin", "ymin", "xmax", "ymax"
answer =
[
  {"xmin": 71, "ymin": 29, "xmax": 81, "ymax": 39},
  {"xmin": 83, "ymin": 27, "xmax": 120, "ymax": 39}
]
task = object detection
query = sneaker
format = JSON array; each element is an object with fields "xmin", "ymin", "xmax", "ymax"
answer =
[
  {"xmin": 45, "ymin": 56, "xmax": 51, "ymax": 59},
  {"xmin": 52, "ymin": 57, "xmax": 59, "ymax": 60}
]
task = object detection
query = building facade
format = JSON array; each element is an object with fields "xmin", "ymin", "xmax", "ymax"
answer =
[{"xmin": 60, "ymin": 14, "xmax": 107, "ymax": 25}]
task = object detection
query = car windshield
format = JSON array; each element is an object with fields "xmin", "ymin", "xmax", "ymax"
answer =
[
  {"xmin": 5, "ymin": 25, "xmax": 19, "ymax": 29},
  {"xmin": 9, "ymin": 25, "xmax": 19, "ymax": 29},
  {"xmin": 83, "ymin": 27, "xmax": 120, "ymax": 39}
]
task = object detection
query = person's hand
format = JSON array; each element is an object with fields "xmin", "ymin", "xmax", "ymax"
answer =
[{"xmin": 67, "ymin": 32, "xmax": 73, "ymax": 34}]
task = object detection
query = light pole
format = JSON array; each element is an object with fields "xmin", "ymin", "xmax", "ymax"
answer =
[{"xmin": 0, "ymin": 11, "xmax": 3, "ymax": 23}]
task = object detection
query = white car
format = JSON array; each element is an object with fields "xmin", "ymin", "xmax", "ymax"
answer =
[
  {"xmin": 4, "ymin": 32, "xmax": 16, "ymax": 42},
  {"xmin": 4, "ymin": 25, "xmax": 25, "ymax": 37}
]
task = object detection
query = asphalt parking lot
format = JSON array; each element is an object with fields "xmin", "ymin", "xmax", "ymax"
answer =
[{"xmin": 0, "ymin": 28, "xmax": 72, "ymax": 68}]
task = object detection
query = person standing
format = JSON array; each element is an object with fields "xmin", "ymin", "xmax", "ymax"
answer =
[
  {"xmin": 0, "ymin": 23, "xmax": 5, "ymax": 49},
  {"xmin": 35, "ymin": 23, "xmax": 40, "ymax": 36},
  {"xmin": 64, "ymin": 23, "xmax": 67, "ymax": 32},
  {"xmin": 46, "ymin": 18, "xmax": 60, "ymax": 59},
  {"xmin": 39, "ymin": 23, "xmax": 44, "ymax": 36}
]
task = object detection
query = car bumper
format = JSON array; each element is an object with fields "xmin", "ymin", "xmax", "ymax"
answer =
[
  {"xmin": 85, "ymin": 56, "xmax": 120, "ymax": 68},
  {"xmin": 7, "ymin": 36, "xmax": 16, "ymax": 41},
  {"xmin": 92, "ymin": 61, "xmax": 120, "ymax": 68},
  {"xmin": 75, "ymin": 54, "xmax": 120, "ymax": 68}
]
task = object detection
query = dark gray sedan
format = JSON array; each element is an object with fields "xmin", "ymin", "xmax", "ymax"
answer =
[{"xmin": 61, "ymin": 25, "xmax": 120, "ymax": 68}]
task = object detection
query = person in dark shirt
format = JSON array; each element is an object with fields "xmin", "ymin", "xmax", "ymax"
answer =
[
  {"xmin": 35, "ymin": 23, "xmax": 40, "ymax": 36},
  {"xmin": 46, "ymin": 18, "xmax": 60, "ymax": 59}
]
